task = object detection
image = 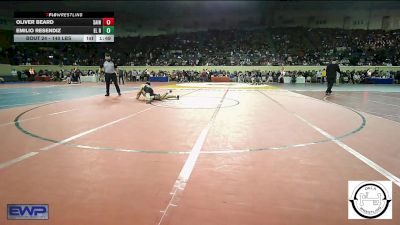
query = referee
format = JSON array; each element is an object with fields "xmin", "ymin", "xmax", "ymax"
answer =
[{"xmin": 100, "ymin": 53, "xmax": 121, "ymax": 96}]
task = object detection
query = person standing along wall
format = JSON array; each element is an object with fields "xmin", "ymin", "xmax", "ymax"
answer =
[
  {"xmin": 321, "ymin": 69, "xmax": 326, "ymax": 83},
  {"xmin": 325, "ymin": 60, "xmax": 340, "ymax": 95},
  {"xmin": 118, "ymin": 69, "xmax": 125, "ymax": 85}
]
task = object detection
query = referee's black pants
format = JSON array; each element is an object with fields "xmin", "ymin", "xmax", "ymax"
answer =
[
  {"xmin": 326, "ymin": 78, "xmax": 335, "ymax": 94},
  {"xmin": 105, "ymin": 73, "xmax": 121, "ymax": 94}
]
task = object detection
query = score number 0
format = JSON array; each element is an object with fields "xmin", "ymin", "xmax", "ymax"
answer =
[
  {"xmin": 102, "ymin": 18, "xmax": 114, "ymax": 26},
  {"xmin": 102, "ymin": 18, "xmax": 114, "ymax": 34}
]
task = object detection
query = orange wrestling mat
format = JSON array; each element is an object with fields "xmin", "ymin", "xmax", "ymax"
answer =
[{"xmin": 0, "ymin": 83, "xmax": 399, "ymax": 225}]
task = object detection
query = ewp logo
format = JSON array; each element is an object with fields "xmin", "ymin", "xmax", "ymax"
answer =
[{"xmin": 7, "ymin": 204, "xmax": 49, "ymax": 220}]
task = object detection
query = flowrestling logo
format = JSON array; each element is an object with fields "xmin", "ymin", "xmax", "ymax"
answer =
[
  {"xmin": 348, "ymin": 181, "xmax": 392, "ymax": 219},
  {"xmin": 7, "ymin": 204, "xmax": 49, "ymax": 220}
]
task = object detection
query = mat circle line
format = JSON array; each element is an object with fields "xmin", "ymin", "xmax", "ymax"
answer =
[{"xmin": 13, "ymin": 93, "xmax": 366, "ymax": 154}]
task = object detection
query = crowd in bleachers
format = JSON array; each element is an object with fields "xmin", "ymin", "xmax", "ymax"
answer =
[
  {"xmin": 129, "ymin": 69, "xmax": 400, "ymax": 84},
  {"xmin": 1, "ymin": 28, "xmax": 399, "ymax": 67},
  {"xmin": 9, "ymin": 67, "xmax": 97, "ymax": 82},
  {"xmin": 11, "ymin": 67, "xmax": 399, "ymax": 84}
]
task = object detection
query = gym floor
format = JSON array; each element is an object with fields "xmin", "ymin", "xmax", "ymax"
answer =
[{"xmin": 0, "ymin": 82, "xmax": 399, "ymax": 225}]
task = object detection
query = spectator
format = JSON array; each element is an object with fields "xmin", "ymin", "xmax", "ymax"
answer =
[
  {"xmin": 326, "ymin": 60, "xmax": 341, "ymax": 95},
  {"xmin": 11, "ymin": 68, "xmax": 17, "ymax": 77}
]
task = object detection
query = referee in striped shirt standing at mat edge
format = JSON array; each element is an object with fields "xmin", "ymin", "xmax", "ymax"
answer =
[{"xmin": 100, "ymin": 53, "xmax": 121, "ymax": 96}]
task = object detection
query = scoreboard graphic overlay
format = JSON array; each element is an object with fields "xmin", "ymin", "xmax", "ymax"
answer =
[{"xmin": 14, "ymin": 12, "xmax": 114, "ymax": 42}]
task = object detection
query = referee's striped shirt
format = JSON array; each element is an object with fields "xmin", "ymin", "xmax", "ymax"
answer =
[{"xmin": 101, "ymin": 61, "xmax": 117, "ymax": 74}]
